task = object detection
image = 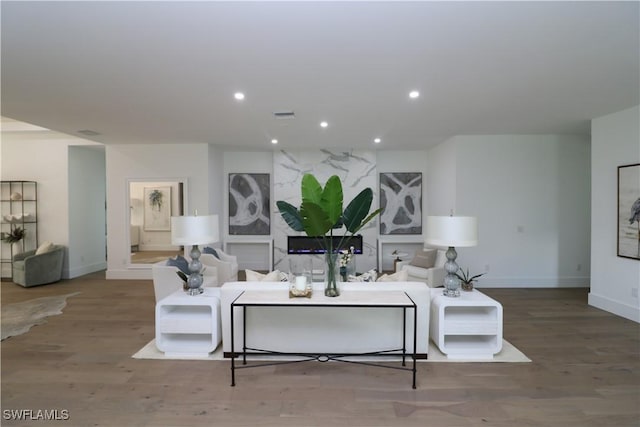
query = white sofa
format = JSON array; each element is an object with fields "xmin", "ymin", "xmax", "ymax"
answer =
[
  {"xmin": 152, "ymin": 261, "xmax": 218, "ymax": 302},
  {"xmin": 396, "ymin": 248, "xmax": 446, "ymax": 288},
  {"xmin": 220, "ymin": 281, "xmax": 431, "ymax": 358},
  {"xmin": 200, "ymin": 250, "xmax": 239, "ymax": 285}
]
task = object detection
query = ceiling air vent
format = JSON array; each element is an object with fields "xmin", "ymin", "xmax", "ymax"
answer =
[
  {"xmin": 273, "ymin": 111, "xmax": 295, "ymax": 119},
  {"xmin": 78, "ymin": 129, "xmax": 101, "ymax": 136}
]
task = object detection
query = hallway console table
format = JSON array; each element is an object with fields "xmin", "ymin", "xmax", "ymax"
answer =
[{"xmin": 230, "ymin": 289, "xmax": 418, "ymax": 388}]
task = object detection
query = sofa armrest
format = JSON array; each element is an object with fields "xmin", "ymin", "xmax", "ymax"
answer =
[
  {"xmin": 13, "ymin": 249, "xmax": 36, "ymax": 262},
  {"xmin": 395, "ymin": 260, "xmax": 410, "ymax": 272}
]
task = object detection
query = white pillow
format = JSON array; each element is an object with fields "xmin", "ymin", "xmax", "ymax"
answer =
[
  {"xmin": 245, "ymin": 269, "xmax": 282, "ymax": 282},
  {"xmin": 347, "ymin": 269, "xmax": 378, "ymax": 282},
  {"xmin": 376, "ymin": 269, "xmax": 409, "ymax": 282},
  {"xmin": 35, "ymin": 241, "xmax": 54, "ymax": 255}
]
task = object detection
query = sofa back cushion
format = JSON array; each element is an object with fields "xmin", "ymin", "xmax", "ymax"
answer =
[
  {"xmin": 376, "ymin": 269, "xmax": 409, "ymax": 282},
  {"xmin": 245, "ymin": 269, "xmax": 288, "ymax": 282}
]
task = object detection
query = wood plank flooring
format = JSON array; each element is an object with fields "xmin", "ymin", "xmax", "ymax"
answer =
[{"xmin": 1, "ymin": 273, "xmax": 639, "ymax": 427}]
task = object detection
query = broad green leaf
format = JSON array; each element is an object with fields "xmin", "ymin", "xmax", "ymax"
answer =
[
  {"xmin": 321, "ymin": 175, "xmax": 343, "ymax": 226},
  {"xmin": 300, "ymin": 201, "xmax": 333, "ymax": 236},
  {"xmin": 351, "ymin": 208, "xmax": 382, "ymax": 234},
  {"xmin": 301, "ymin": 174, "xmax": 322, "ymax": 205},
  {"xmin": 276, "ymin": 201, "xmax": 304, "ymax": 232},
  {"xmin": 342, "ymin": 188, "xmax": 374, "ymax": 233}
]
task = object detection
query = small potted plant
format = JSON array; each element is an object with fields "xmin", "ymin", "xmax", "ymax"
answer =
[
  {"xmin": 456, "ymin": 267, "xmax": 485, "ymax": 292},
  {"xmin": 1, "ymin": 226, "xmax": 26, "ymax": 254}
]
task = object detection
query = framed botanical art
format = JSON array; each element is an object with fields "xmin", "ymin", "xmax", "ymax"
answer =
[
  {"xmin": 144, "ymin": 186, "xmax": 171, "ymax": 231},
  {"xmin": 379, "ymin": 172, "xmax": 422, "ymax": 235},
  {"xmin": 229, "ymin": 173, "xmax": 270, "ymax": 235},
  {"xmin": 618, "ymin": 163, "xmax": 640, "ymax": 260}
]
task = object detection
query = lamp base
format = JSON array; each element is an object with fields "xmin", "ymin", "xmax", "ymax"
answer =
[
  {"xmin": 186, "ymin": 244, "xmax": 204, "ymax": 296},
  {"xmin": 443, "ymin": 246, "xmax": 461, "ymax": 298}
]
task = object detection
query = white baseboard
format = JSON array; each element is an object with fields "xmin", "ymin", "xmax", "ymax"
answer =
[
  {"xmin": 589, "ymin": 292, "xmax": 640, "ymax": 323},
  {"xmin": 478, "ymin": 276, "xmax": 590, "ymax": 288}
]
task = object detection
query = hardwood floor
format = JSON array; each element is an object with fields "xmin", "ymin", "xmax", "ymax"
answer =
[{"xmin": 1, "ymin": 273, "xmax": 639, "ymax": 427}]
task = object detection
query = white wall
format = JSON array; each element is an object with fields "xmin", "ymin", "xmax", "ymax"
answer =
[
  {"xmin": 590, "ymin": 105, "xmax": 640, "ymax": 322},
  {"xmin": 376, "ymin": 150, "xmax": 429, "ymax": 270},
  {"xmin": 105, "ymin": 144, "xmax": 210, "ymax": 279},
  {"xmin": 1, "ymin": 131, "xmax": 103, "ymax": 278},
  {"xmin": 426, "ymin": 140, "xmax": 457, "ymax": 216},
  {"xmin": 68, "ymin": 146, "xmax": 107, "ymax": 278},
  {"xmin": 430, "ymin": 134, "xmax": 591, "ymax": 288},
  {"xmin": 208, "ymin": 145, "xmax": 225, "ymax": 224}
]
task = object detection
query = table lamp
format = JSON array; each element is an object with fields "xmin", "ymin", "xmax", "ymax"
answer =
[
  {"xmin": 171, "ymin": 213, "xmax": 219, "ymax": 295},
  {"xmin": 425, "ymin": 215, "xmax": 478, "ymax": 297}
]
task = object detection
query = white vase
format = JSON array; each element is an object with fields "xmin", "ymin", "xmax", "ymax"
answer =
[{"xmin": 12, "ymin": 242, "xmax": 23, "ymax": 255}]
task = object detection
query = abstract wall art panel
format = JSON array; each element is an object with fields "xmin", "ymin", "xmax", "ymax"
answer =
[
  {"xmin": 229, "ymin": 173, "xmax": 270, "ymax": 235},
  {"xmin": 379, "ymin": 172, "xmax": 422, "ymax": 235}
]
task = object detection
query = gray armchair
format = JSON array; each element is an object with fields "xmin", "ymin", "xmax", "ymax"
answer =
[{"xmin": 12, "ymin": 245, "xmax": 65, "ymax": 287}]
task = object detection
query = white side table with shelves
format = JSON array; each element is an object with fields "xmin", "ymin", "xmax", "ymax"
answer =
[
  {"xmin": 430, "ymin": 289, "xmax": 503, "ymax": 360},
  {"xmin": 155, "ymin": 288, "xmax": 221, "ymax": 357}
]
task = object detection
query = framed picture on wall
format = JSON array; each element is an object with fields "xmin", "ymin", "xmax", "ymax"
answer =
[
  {"xmin": 618, "ymin": 163, "xmax": 640, "ymax": 260},
  {"xmin": 144, "ymin": 186, "xmax": 171, "ymax": 231},
  {"xmin": 229, "ymin": 173, "xmax": 270, "ymax": 235},
  {"xmin": 379, "ymin": 172, "xmax": 422, "ymax": 235}
]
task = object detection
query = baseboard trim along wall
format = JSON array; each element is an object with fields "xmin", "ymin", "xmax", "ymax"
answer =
[{"xmin": 588, "ymin": 292, "xmax": 640, "ymax": 323}]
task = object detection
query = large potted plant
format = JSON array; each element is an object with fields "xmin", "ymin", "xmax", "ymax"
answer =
[{"xmin": 277, "ymin": 174, "xmax": 381, "ymax": 296}]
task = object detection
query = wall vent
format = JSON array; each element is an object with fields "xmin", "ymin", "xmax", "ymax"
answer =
[
  {"xmin": 273, "ymin": 111, "xmax": 295, "ymax": 119},
  {"xmin": 78, "ymin": 129, "xmax": 101, "ymax": 136}
]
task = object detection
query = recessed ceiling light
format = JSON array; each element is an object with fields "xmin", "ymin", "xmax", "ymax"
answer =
[
  {"xmin": 409, "ymin": 90, "xmax": 420, "ymax": 99},
  {"xmin": 374, "ymin": 138, "xmax": 381, "ymax": 144},
  {"xmin": 320, "ymin": 121, "xmax": 328, "ymax": 128},
  {"xmin": 271, "ymin": 139, "xmax": 278, "ymax": 144},
  {"xmin": 234, "ymin": 92, "xmax": 245, "ymax": 100}
]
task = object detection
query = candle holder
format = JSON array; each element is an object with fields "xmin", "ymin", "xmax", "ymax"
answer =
[{"xmin": 289, "ymin": 281, "xmax": 313, "ymax": 298}]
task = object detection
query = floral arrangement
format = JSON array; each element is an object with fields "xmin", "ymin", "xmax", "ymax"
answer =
[
  {"xmin": 339, "ymin": 248, "xmax": 354, "ymax": 267},
  {"xmin": 1, "ymin": 226, "xmax": 26, "ymax": 244}
]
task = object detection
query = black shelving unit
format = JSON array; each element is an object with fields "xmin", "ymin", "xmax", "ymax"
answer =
[{"xmin": 1, "ymin": 181, "xmax": 38, "ymax": 279}]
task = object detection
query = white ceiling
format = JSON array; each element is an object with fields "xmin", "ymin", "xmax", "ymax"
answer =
[{"xmin": 1, "ymin": 1, "xmax": 638, "ymax": 150}]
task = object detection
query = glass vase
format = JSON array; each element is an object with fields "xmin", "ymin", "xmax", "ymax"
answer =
[{"xmin": 324, "ymin": 252, "xmax": 340, "ymax": 297}]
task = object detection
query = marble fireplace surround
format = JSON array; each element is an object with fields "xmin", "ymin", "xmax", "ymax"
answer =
[{"xmin": 273, "ymin": 150, "xmax": 378, "ymax": 273}]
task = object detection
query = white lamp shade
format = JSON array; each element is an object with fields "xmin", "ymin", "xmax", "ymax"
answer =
[
  {"xmin": 425, "ymin": 216, "xmax": 478, "ymax": 247},
  {"xmin": 171, "ymin": 214, "xmax": 219, "ymax": 246}
]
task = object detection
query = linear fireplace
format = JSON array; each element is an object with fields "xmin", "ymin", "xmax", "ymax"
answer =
[{"xmin": 287, "ymin": 235, "xmax": 363, "ymax": 254}]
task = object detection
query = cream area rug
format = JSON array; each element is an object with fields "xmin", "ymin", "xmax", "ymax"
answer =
[
  {"xmin": 133, "ymin": 339, "xmax": 531, "ymax": 363},
  {"xmin": 1, "ymin": 292, "xmax": 80, "ymax": 341}
]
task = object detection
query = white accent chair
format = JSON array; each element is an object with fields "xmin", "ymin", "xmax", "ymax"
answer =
[
  {"xmin": 200, "ymin": 249, "xmax": 239, "ymax": 285},
  {"xmin": 396, "ymin": 248, "xmax": 446, "ymax": 288},
  {"xmin": 152, "ymin": 261, "xmax": 218, "ymax": 303}
]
